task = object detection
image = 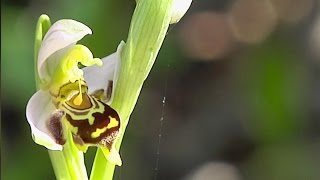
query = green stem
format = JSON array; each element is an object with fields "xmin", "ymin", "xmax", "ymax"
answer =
[
  {"xmin": 49, "ymin": 138, "xmax": 88, "ymax": 180},
  {"xmin": 65, "ymin": 134, "xmax": 88, "ymax": 179},
  {"xmin": 89, "ymin": 148, "xmax": 112, "ymax": 180},
  {"xmin": 90, "ymin": 0, "xmax": 174, "ymax": 179},
  {"xmin": 48, "ymin": 151, "xmax": 72, "ymax": 180}
]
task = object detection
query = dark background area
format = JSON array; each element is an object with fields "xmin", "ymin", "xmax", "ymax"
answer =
[{"xmin": 2, "ymin": 0, "xmax": 320, "ymax": 179}]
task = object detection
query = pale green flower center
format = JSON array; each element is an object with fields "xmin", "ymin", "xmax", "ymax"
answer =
[{"xmin": 49, "ymin": 44, "xmax": 102, "ymax": 105}]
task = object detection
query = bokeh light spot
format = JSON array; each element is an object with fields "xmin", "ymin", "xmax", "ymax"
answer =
[
  {"xmin": 227, "ymin": 0, "xmax": 277, "ymax": 44},
  {"xmin": 269, "ymin": 0, "xmax": 314, "ymax": 24},
  {"xmin": 179, "ymin": 12, "xmax": 235, "ymax": 61}
]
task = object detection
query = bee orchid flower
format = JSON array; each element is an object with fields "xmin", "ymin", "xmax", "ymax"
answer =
[{"xmin": 26, "ymin": 18, "xmax": 124, "ymax": 166}]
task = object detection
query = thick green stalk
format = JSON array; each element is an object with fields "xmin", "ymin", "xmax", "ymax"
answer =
[
  {"xmin": 48, "ymin": 134, "xmax": 88, "ymax": 180},
  {"xmin": 48, "ymin": 150, "xmax": 72, "ymax": 180},
  {"xmin": 34, "ymin": 14, "xmax": 88, "ymax": 180},
  {"xmin": 90, "ymin": 0, "xmax": 174, "ymax": 179}
]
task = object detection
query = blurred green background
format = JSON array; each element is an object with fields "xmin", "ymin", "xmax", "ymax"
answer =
[{"xmin": 2, "ymin": 0, "xmax": 320, "ymax": 179}]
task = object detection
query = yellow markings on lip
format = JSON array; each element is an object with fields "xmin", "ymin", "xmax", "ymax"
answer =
[
  {"xmin": 91, "ymin": 127, "xmax": 108, "ymax": 138},
  {"xmin": 107, "ymin": 116, "xmax": 119, "ymax": 129},
  {"xmin": 64, "ymin": 118, "xmax": 79, "ymax": 134},
  {"xmin": 91, "ymin": 117, "xmax": 119, "ymax": 138}
]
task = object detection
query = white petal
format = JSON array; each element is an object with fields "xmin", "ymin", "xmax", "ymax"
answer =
[
  {"xmin": 170, "ymin": 0, "xmax": 192, "ymax": 24},
  {"xmin": 38, "ymin": 19, "xmax": 92, "ymax": 81},
  {"xmin": 83, "ymin": 41, "xmax": 125, "ymax": 103},
  {"xmin": 26, "ymin": 90, "xmax": 63, "ymax": 150}
]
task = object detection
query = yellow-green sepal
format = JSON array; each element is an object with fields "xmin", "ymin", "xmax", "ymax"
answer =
[{"xmin": 100, "ymin": 147, "xmax": 122, "ymax": 166}]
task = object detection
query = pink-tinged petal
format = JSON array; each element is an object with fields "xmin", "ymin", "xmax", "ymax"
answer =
[
  {"xmin": 37, "ymin": 19, "xmax": 92, "ymax": 82},
  {"xmin": 26, "ymin": 90, "xmax": 64, "ymax": 150},
  {"xmin": 83, "ymin": 41, "xmax": 125, "ymax": 103}
]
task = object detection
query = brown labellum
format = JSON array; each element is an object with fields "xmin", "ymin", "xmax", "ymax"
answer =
[{"xmin": 65, "ymin": 98, "xmax": 120, "ymax": 150}]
